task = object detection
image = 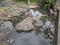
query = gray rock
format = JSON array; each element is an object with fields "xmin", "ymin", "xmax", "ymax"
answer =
[
  {"xmin": 10, "ymin": 39, "xmax": 14, "ymax": 43},
  {"xmin": 2, "ymin": 0, "xmax": 15, "ymax": 6},
  {"xmin": 15, "ymin": 13, "xmax": 44, "ymax": 31},
  {"xmin": 34, "ymin": 20, "xmax": 43, "ymax": 27},
  {"xmin": 0, "ymin": 21, "xmax": 14, "ymax": 31},
  {"xmin": 0, "ymin": 28, "xmax": 12, "ymax": 40},
  {"xmin": 27, "ymin": 9, "xmax": 46, "ymax": 19},
  {"xmin": 50, "ymin": 9, "xmax": 54, "ymax": 14},
  {"xmin": 15, "ymin": 17, "xmax": 35, "ymax": 31}
]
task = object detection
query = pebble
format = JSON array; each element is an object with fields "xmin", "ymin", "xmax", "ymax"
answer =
[{"xmin": 10, "ymin": 39, "xmax": 14, "ymax": 43}]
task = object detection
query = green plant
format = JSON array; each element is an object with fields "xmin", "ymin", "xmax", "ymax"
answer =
[{"xmin": 40, "ymin": 0, "xmax": 55, "ymax": 9}]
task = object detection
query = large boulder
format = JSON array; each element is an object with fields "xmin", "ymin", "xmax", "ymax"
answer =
[
  {"xmin": 15, "ymin": 17, "xmax": 44, "ymax": 32},
  {"xmin": 15, "ymin": 17, "xmax": 35, "ymax": 31}
]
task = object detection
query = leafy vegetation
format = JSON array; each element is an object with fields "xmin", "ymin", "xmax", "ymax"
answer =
[
  {"xmin": 40, "ymin": 0, "xmax": 55, "ymax": 9},
  {"xmin": 30, "ymin": 0, "xmax": 40, "ymax": 3}
]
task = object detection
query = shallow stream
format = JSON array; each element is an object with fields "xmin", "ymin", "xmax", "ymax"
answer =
[{"xmin": 0, "ymin": 9, "xmax": 55, "ymax": 45}]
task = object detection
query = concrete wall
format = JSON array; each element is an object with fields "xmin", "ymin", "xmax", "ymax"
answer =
[{"xmin": 55, "ymin": 0, "xmax": 60, "ymax": 45}]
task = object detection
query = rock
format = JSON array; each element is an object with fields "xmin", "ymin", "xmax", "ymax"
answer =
[
  {"xmin": 50, "ymin": 9, "xmax": 54, "ymax": 14},
  {"xmin": 34, "ymin": 20, "xmax": 43, "ymax": 27},
  {"xmin": 7, "ymin": 5, "xmax": 28, "ymax": 17},
  {"xmin": 7, "ymin": 40, "xmax": 10, "ymax": 43},
  {"xmin": 0, "ymin": 21, "xmax": 14, "ymax": 31},
  {"xmin": 0, "ymin": 40, "xmax": 9, "ymax": 45},
  {"xmin": 0, "ymin": 9, "xmax": 7, "ymax": 18},
  {"xmin": 27, "ymin": 9, "xmax": 46, "ymax": 20},
  {"xmin": 15, "ymin": 17, "xmax": 35, "ymax": 31},
  {"xmin": 44, "ymin": 20, "xmax": 51, "ymax": 28},
  {"xmin": 33, "ymin": 13, "xmax": 46, "ymax": 20},
  {"xmin": 0, "ymin": 28, "xmax": 12, "ymax": 40},
  {"xmin": 2, "ymin": 42, "xmax": 8, "ymax": 45},
  {"xmin": 2, "ymin": 0, "xmax": 15, "ymax": 6},
  {"xmin": 10, "ymin": 39, "xmax": 14, "ymax": 43},
  {"xmin": 29, "ymin": 9, "xmax": 39, "ymax": 17},
  {"xmin": 0, "ymin": 7, "xmax": 11, "ymax": 20},
  {"xmin": 15, "ymin": 9, "xmax": 45, "ymax": 31},
  {"xmin": 0, "ymin": 5, "xmax": 28, "ymax": 20}
]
